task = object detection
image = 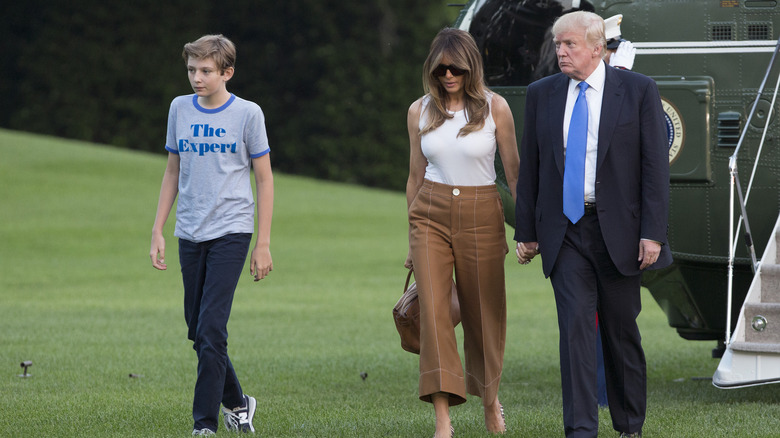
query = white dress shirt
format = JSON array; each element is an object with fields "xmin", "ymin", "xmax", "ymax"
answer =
[{"xmin": 563, "ymin": 61, "xmax": 606, "ymax": 203}]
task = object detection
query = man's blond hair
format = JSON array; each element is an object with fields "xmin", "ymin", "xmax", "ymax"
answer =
[{"xmin": 552, "ymin": 11, "xmax": 606, "ymax": 57}]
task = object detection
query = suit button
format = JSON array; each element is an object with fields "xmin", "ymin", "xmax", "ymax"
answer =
[{"xmin": 452, "ymin": 188, "xmax": 460, "ymax": 196}]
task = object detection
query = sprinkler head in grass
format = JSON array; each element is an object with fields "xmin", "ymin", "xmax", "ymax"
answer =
[{"xmin": 18, "ymin": 360, "xmax": 32, "ymax": 378}]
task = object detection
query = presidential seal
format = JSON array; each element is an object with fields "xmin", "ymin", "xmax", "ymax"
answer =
[{"xmin": 661, "ymin": 98, "xmax": 684, "ymax": 165}]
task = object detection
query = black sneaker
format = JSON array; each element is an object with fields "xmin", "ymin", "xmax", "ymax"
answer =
[{"xmin": 222, "ymin": 394, "xmax": 256, "ymax": 433}]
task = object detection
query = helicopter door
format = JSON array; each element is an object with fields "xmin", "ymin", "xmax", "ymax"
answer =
[{"xmin": 652, "ymin": 77, "xmax": 714, "ymax": 182}]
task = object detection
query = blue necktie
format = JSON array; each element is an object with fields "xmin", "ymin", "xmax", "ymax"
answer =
[{"xmin": 563, "ymin": 81, "xmax": 589, "ymax": 224}]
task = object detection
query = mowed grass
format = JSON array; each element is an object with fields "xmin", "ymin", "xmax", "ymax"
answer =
[{"xmin": 1, "ymin": 127, "xmax": 779, "ymax": 437}]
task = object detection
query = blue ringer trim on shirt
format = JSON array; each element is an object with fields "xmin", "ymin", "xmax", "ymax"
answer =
[
  {"xmin": 166, "ymin": 145, "xmax": 178, "ymax": 154},
  {"xmin": 250, "ymin": 148, "xmax": 270, "ymax": 159},
  {"xmin": 192, "ymin": 93, "xmax": 236, "ymax": 114}
]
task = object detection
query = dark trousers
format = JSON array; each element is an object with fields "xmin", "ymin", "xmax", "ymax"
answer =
[
  {"xmin": 549, "ymin": 214, "xmax": 646, "ymax": 437},
  {"xmin": 596, "ymin": 323, "xmax": 608, "ymax": 408},
  {"xmin": 179, "ymin": 233, "xmax": 251, "ymax": 431}
]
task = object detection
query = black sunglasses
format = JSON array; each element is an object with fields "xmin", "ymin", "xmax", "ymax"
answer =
[{"xmin": 432, "ymin": 64, "xmax": 467, "ymax": 77}]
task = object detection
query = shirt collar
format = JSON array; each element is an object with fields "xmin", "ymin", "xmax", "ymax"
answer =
[{"xmin": 569, "ymin": 61, "xmax": 606, "ymax": 94}]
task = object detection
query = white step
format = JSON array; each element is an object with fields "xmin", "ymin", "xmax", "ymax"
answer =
[
  {"xmin": 761, "ymin": 264, "xmax": 780, "ymax": 303},
  {"xmin": 743, "ymin": 302, "xmax": 780, "ymax": 344},
  {"xmin": 730, "ymin": 341, "xmax": 780, "ymax": 353}
]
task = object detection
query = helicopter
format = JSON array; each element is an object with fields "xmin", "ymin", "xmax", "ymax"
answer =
[{"xmin": 450, "ymin": 0, "xmax": 780, "ymax": 388}]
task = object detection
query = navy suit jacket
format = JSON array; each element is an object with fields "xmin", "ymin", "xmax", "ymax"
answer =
[{"xmin": 514, "ymin": 62, "xmax": 672, "ymax": 278}]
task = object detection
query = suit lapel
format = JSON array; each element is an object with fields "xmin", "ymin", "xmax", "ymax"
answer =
[
  {"xmin": 549, "ymin": 74, "xmax": 569, "ymax": 177},
  {"xmin": 597, "ymin": 65, "xmax": 625, "ymax": 170}
]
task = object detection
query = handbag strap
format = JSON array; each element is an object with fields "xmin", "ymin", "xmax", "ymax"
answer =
[{"xmin": 404, "ymin": 268, "xmax": 414, "ymax": 291}]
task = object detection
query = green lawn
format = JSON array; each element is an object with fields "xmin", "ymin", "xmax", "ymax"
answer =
[{"xmin": 1, "ymin": 128, "xmax": 778, "ymax": 437}]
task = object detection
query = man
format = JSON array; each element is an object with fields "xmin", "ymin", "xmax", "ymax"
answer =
[{"xmin": 514, "ymin": 11, "xmax": 671, "ymax": 438}]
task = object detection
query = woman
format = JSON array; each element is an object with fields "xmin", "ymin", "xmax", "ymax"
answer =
[{"xmin": 405, "ymin": 28, "xmax": 519, "ymax": 437}]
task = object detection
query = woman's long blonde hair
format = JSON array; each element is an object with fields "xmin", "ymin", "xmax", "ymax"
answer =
[{"xmin": 420, "ymin": 28, "xmax": 490, "ymax": 138}]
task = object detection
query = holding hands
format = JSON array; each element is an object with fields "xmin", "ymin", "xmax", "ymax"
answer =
[{"xmin": 515, "ymin": 241, "xmax": 539, "ymax": 265}]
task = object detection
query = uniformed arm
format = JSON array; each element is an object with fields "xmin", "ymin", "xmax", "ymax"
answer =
[
  {"xmin": 492, "ymin": 93, "xmax": 519, "ymax": 201},
  {"xmin": 250, "ymin": 153, "xmax": 274, "ymax": 281},
  {"xmin": 150, "ymin": 153, "xmax": 180, "ymax": 270},
  {"xmin": 608, "ymin": 41, "xmax": 635, "ymax": 70},
  {"xmin": 405, "ymin": 98, "xmax": 427, "ymax": 269}
]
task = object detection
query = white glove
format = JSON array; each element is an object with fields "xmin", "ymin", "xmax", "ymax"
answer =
[{"xmin": 609, "ymin": 40, "xmax": 635, "ymax": 70}]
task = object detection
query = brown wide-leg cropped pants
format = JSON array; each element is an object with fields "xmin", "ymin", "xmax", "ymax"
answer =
[{"xmin": 409, "ymin": 179, "xmax": 508, "ymax": 406}]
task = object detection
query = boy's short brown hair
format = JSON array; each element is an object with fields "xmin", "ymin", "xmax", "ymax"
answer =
[{"xmin": 182, "ymin": 34, "xmax": 236, "ymax": 73}]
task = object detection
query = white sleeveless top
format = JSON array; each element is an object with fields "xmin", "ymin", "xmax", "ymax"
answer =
[{"xmin": 419, "ymin": 92, "xmax": 497, "ymax": 186}]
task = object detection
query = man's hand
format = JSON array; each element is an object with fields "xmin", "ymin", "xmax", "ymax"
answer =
[
  {"xmin": 516, "ymin": 241, "xmax": 539, "ymax": 265},
  {"xmin": 638, "ymin": 239, "xmax": 661, "ymax": 270}
]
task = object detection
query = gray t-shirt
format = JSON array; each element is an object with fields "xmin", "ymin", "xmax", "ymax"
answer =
[{"xmin": 165, "ymin": 94, "xmax": 270, "ymax": 243}]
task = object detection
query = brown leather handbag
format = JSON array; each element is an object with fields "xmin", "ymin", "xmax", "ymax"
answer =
[{"xmin": 393, "ymin": 269, "xmax": 460, "ymax": 354}]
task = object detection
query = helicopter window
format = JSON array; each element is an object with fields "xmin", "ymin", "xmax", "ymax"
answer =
[
  {"xmin": 711, "ymin": 23, "xmax": 734, "ymax": 41},
  {"xmin": 468, "ymin": 0, "xmax": 595, "ymax": 87},
  {"xmin": 747, "ymin": 23, "xmax": 772, "ymax": 40}
]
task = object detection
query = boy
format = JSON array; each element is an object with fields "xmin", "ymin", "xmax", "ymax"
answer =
[{"xmin": 150, "ymin": 34, "xmax": 273, "ymax": 436}]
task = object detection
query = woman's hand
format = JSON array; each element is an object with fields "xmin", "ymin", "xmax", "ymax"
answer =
[{"xmin": 515, "ymin": 241, "xmax": 539, "ymax": 265}]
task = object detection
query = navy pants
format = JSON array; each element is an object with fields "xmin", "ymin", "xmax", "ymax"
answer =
[
  {"xmin": 179, "ymin": 233, "xmax": 251, "ymax": 432},
  {"xmin": 550, "ymin": 214, "xmax": 646, "ymax": 437}
]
